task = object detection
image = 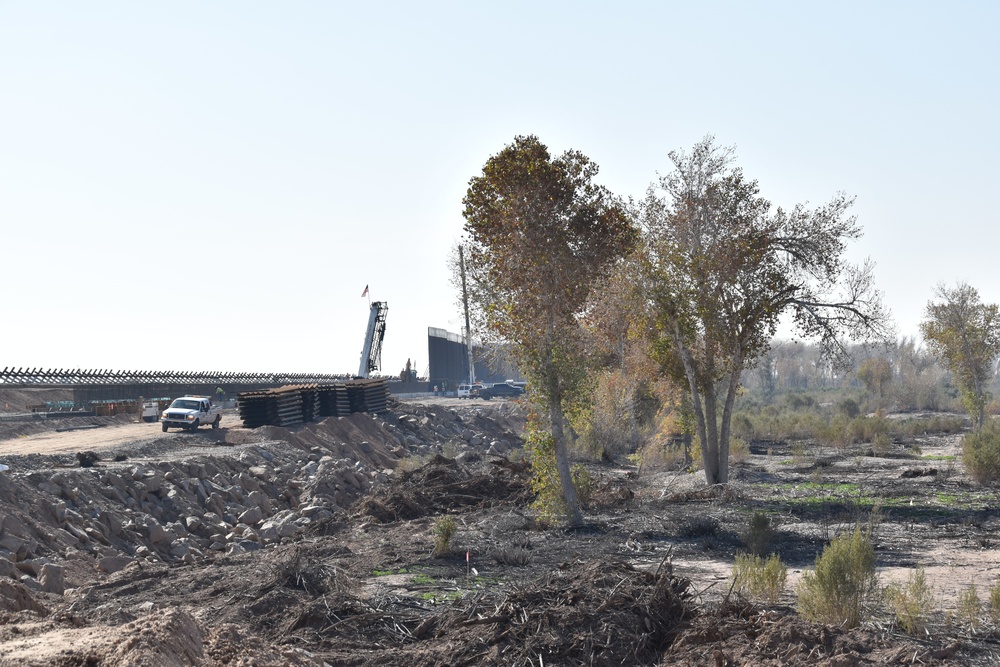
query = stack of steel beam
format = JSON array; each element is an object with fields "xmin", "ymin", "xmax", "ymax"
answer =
[
  {"xmin": 348, "ymin": 379, "xmax": 389, "ymax": 413},
  {"xmin": 239, "ymin": 379, "xmax": 389, "ymax": 427},
  {"xmin": 317, "ymin": 384, "xmax": 350, "ymax": 417}
]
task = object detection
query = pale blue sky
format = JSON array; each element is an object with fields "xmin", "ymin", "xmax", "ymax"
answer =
[{"xmin": 2, "ymin": 2, "xmax": 997, "ymax": 375}]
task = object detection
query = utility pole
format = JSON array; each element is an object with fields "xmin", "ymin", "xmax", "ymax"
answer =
[{"xmin": 459, "ymin": 245, "xmax": 475, "ymax": 385}]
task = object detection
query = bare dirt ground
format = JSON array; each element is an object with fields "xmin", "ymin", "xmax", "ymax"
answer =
[{"xmin": 0, "ymin": 392, "xmax": 998, "ymax": 665}]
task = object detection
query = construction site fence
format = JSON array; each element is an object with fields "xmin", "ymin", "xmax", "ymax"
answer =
[{"xmin": 0, "ymin": 368, "xmax": 424, "ymax": 407}]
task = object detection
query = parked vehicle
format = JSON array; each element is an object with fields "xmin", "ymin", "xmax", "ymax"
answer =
[
  {"xmin": 457, "ymin": 383, "xmax": 473, "ymax": 398},
  {"xmin": 479, "ymin": 382, "xmax": 525, "ymax": 400},
  {"xmin": 160, "ymin": 396, "xmax": 222, "ymax": 432},
  {"xmin": 141, "ymin": 398, "xmax": 169, "ymax": 422}
]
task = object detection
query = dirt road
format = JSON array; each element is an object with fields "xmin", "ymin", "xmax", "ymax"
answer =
[{"xmin": 0, "ymin": 412, "xmax": 243, "ymax": 456}]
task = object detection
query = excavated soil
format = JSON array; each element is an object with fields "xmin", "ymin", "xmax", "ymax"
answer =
[{"xmin": 0, "ymin": 392, "xmax": 998, "ymax": 665}]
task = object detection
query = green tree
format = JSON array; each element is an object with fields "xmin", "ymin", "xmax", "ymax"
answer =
[
  {"xmin": 641, "ymin": 136, "xmax": 890, "ymax": 485},
  {"xmin": 462, "ymin": 135, "xmax": 637, "ymax": 525},
  {"xmin": 920, "ymin": 282, "xmax": 1000, "ymax": 431}
]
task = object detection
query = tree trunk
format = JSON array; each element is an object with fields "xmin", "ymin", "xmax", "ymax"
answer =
[
  {"xmin": 543, "ymin": 319, "xmax": 583, "ymax": 526},
  {"xmin": 717, "ymin": 367, "xmax": 742, "ymax": 485},
  {"xmin": 669, "ymin": 320, "xmax": 715, "ymax": 484},
  {"xmin": 550, "ymin": 396, "xmax": 583, "ymax": 526}
]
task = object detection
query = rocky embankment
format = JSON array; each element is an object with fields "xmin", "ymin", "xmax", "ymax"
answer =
[{"xmin": 0, "ymin": 399, "xmax": 524, "ymax": 602}]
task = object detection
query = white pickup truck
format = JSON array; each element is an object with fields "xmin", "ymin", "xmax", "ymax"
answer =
[{"xmin": 160, "ymin": 396, "xmax": 223, "ymax": 432}]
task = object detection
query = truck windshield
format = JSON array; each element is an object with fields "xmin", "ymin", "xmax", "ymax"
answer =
[{"xmin": 170, "ymin": 400, "xmax": 201, "ymax": 410}]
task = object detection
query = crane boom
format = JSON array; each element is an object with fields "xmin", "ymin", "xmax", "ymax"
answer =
[{"xmin": 358, "ymin": 301, "xmax": 388, "ymax": 378}]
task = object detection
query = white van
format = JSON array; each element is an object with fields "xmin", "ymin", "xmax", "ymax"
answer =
[{"xmin": 457, "ymin": 384, "xmax": 473, "ymax": 399}]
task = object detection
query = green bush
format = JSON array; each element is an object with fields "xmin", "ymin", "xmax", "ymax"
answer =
[
  {"xmin": 572, "ymin": 465, "xmax": 593, "ymax": 508},
  {"xmin": 871, "ymin": 432, "xmax": 893, "ymax": 457},
  {"xmin": 988, "ymin": 581, "xmax": 1000, "ymax": 627},
  {"xmin": 957, "ymin": 583, "xmax": 982, "ymax": 632},
  {"xmin": 838, "ymin": 398, "xmax": 861, "ymax": 419},
  {"xmin": 742, "ymin": 511, "xmax": 776, "ymax": 555},
  {"xmin": 797, "ymin": 527, "xmax": 880, "ymax": 628},
  {"xmin": 885, "ymin": 567, "xmax": 934, "ymax": 635},
  {"xmin": 730, "ymin": 413, "xmax": 755, "ymax": 441},
  {"xmin": 433, "ymin": 516, "xmax": 457, "ymax": 557},
  {"xmin": 729, "ymin": 437, "xmax": 750, "ymax": 464},
  {"xmin": 962, "ymin": 421, "xmax": 1000, "ymax": 484},
  {"xmin": 731, "ymin": 552, "xmax": 787, "ymax": 604}
]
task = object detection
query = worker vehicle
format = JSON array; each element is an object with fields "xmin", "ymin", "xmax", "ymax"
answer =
[
  {"xmin": 479, "ymin": 382, "xmax": 525, "ymax": 400},
  {"xmin": 160, "ymin": 396, "xmax": 222, "ymax": 432},
  {"xmin": 141, "ymin": 398, "xmax": 169, "ymax": 422}
]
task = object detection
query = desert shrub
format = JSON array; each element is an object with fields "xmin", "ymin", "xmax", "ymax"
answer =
[
  {"xmin": 863, "ymin": 416, "xmax": 891, "ymax": 441},
  {"xmin": 678, "ymin": 516, "xmax": 719, "ymax": 538},
  {"xmin": 962, "ymin": 421, "xmax": 1000, "ymax": 484},
  {"xmin": 572, "ymin": 465, "xmax": 593, "ymax": 507},
  {"xmin": 797, "ymin": 527, "xmax": 880, "ymax": 628},
  {"xmin": 730, "ymin": 413, "xmax": 755, "ymax": 441},
  {"xmin": 493, "ymin": 545, "xmax": 532, "ymax": 566},
  {"xmin": 838, "ymin": 398, "xmax": 861, "ymax": 419},
  {"xmin": 988, "ymin": 581, "xmax": 1000, "ymax": 627},
  {"xmin": 731, "ymin": 552, "xmax": 787, "ymax": 604},
  {"xmin": 396, "ymin": 455, "xmax": 431, "ymax": 473},
  {"xmin": 433, "ymin": 516, "xmax": 457, "ymax": 557},
  {"xmin": 785, "ymin": 393, "xmax": 815, "ymax": 410},
  {"xmin": 627, "ymin": 439, "xmax": 689, "ymax": 474},
  {"xmin": 885, "ymin": 567, "xmax": 934, "ymax": 635},
  {"xmin": 729, "ymin": 437, "xmax": 750, "ymax": 464},
  {"xmin": 957, "ymin": 583, "xmax": 982, "ymax": 632},
  {"xmin": 871, "ymin": 432, "xmax": 893, "ymax": 457},
  {"xmin": 742, "ymin": 511, "xmax": 776, "ymax": 555}
]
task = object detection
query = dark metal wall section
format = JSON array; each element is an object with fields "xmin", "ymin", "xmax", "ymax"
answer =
[{"xmin": 427, "ymin": 328, "xmax": 469, "ymax": 389}]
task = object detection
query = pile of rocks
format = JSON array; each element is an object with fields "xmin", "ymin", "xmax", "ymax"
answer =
[{"xmin": 0, "ymin": 402, "xmax": 525, "ymax": 597}]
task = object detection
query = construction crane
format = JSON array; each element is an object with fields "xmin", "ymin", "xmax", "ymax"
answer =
[{"xmin": 357, "ymin": 301, "xmax": 388, "ymax": 378}]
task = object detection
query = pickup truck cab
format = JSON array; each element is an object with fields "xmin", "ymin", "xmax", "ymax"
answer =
[{"xmin": 160, "ymin": 396, "xmax": 223, "ymax": 432}]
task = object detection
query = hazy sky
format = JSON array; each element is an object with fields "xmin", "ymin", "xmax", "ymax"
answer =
[{"xmin": 2, "ymin": 2, "xmax": 997, "ymax": 376}]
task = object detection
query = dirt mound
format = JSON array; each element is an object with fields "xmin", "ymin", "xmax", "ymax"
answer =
[
  {"xmin": 356, "ymin": 455, "xmax": 532, "ymax": 522},
  {"xmin": 0, "ymin": 580, "xmax": 48, "ymax": 615},
  {"xmin": 98, "ymin": 608, "xmax": 205, "ymax": 666}
]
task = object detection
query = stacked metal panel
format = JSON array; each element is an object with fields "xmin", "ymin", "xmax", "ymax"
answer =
[
  {"xmin": 239, "ymin": 379, "xmax": 389, "ymax": 428},
  {"xmin": 348, "ymin": 379, "xmax": 389, "ymax": 413},
  {"xmin": 317, "ymin": 384, "xmax": 351, "ymax": 417}
]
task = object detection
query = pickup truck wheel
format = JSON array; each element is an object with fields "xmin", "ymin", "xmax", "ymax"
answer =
[
  {"xmin": 212, "ymin": 416, "xmax": 220, "ymax": 429},
  {"xmin": 190, "ymin": 419, "xmax": 200, "ymax": 431},
  {"xmin": 162, "ymin": 423, "xmax": 168, "ymax": 432}
]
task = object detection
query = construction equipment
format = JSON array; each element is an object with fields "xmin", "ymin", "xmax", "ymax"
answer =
[{"xmin": 357, "ymin": 301, "xmax": 388, "ymax": 378}]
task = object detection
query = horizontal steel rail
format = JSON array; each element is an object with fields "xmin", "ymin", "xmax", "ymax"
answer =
[{"xmin": 0, "ymin": 367, "xmax": 349, "ymax": 387}]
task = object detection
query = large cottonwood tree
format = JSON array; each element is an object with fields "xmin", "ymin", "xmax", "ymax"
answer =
[
  {"xmin": 642, "ymin": 137, "xmax": 890, "ymax": 485},
  {"xmin": 462, "ymin": 135, "xmax": 636, "ymax": 525},
  {"xmin": 920, "ymin": 282, "xmax": 1000, "ymax": 431}
]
